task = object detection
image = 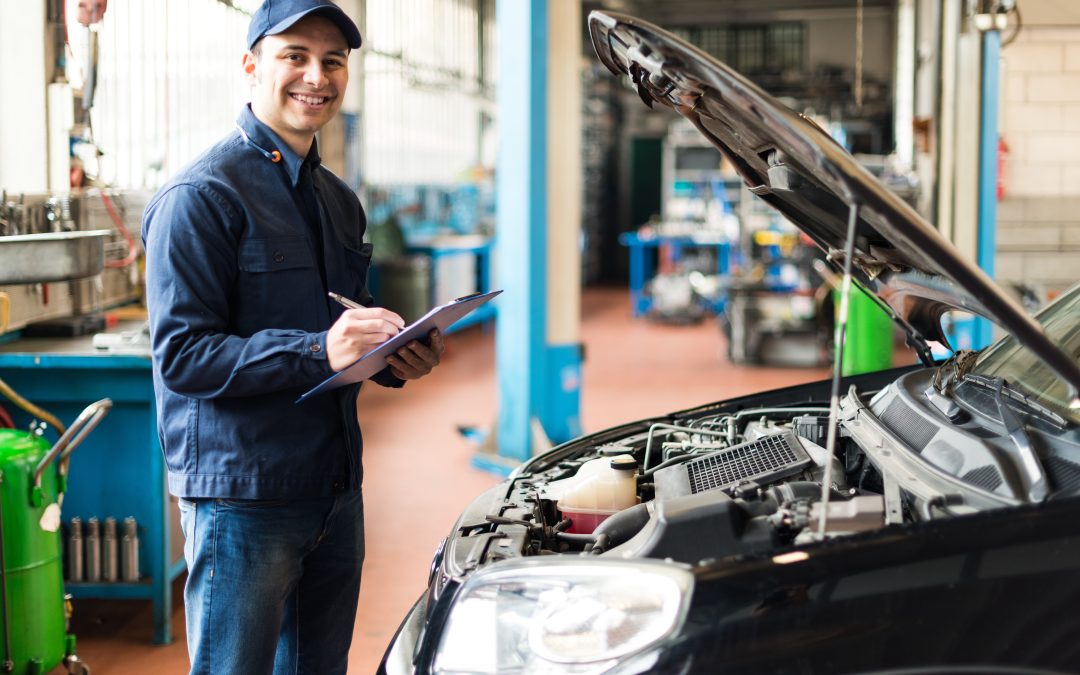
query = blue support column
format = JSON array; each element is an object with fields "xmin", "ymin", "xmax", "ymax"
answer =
[
  {"xmin": 489, "ymin": 0, "xmax": 549, "ymax": 465},
  {"xmin": 476, "ymin": 0, "xmax": 582, "ymax": 473},
  {"xmin": 974, "ymin": 28, "xmax": 1001, "ymax": 350}
]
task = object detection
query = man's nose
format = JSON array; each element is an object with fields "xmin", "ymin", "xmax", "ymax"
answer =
[{"xmin": 303, "ymin": 63, "xmax": 328, "ymax": 87}]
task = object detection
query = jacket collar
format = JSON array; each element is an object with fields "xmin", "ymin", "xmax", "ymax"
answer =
[{"xmin": 237, "ymin": 105, "xmax": 322, "ymax": 187}]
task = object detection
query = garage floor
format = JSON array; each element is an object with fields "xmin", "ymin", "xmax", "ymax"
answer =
[{"xmin": 60, "ymin": 286, "xmax": 836, "ymax": 674}]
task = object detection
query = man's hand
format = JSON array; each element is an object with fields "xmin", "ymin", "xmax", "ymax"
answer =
[
  {"xmin": 386, "ymin": 329, "xmax": 444, "ymax": 380},
  {"xmin": 327, "ymin": 307, "xmax": 405, "ymax": 371}
]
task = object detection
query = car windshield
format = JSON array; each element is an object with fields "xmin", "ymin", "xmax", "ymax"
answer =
[{"xmin": 972, "ymin": 282, "xmax": 1080, "ymax": 420}]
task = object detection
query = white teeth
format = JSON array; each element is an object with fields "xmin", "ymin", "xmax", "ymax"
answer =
[{"xmin": 293, "ymin": 94, "xmax": 327, "ymax": 105}]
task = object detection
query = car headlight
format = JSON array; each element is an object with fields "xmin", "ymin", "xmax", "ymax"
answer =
[{"xmin": 432, "ymin": 559, "xmax": 693, "ymax": 674}]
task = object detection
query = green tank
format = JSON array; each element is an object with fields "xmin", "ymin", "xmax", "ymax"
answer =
[
  {"xmin": 0, "ymin": 400, "xmax": 108, "ymax": 675},
  {"xmin": 0, "ymin": 428, "xmax": 68, "ymax": 675}
]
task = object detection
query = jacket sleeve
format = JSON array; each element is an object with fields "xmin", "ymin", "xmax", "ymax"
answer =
[{"xmin": 143, "ymin": 184, "xmax": 335, "ymax": 399}]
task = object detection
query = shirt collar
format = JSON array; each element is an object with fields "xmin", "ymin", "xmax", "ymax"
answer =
[{"xmin": 237, "ymin": 105, "xmax": 322, "ymax": 187}]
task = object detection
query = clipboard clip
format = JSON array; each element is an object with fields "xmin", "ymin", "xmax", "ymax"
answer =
[{"xmin": 454, "ymin": 291, "xmax": 489, "ymax": 302}]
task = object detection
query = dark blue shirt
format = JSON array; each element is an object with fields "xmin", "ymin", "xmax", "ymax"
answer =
[{"xmin": 142, "ymin": 105, "xmax": 400, "ymax": 499}]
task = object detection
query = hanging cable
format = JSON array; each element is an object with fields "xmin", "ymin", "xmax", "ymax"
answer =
[
  {"xmin": 818, "ymin": 201, "xmax": 861, "ymax": 537},
  {"xmin": 854, "ymin": 0, "xmax": 864, "ymax": 109}
]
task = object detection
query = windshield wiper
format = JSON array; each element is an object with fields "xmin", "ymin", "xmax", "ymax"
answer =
[
  {"xmin": 931, "ymin": 349, "xmax": 980, "ymax": 393},
  {"xmin": 969, "ymin": 375, "xmax": 1050, "ymax": 502},
  {"xmin": 960, "ymin": 372, "xmax": 1067, "ymax": 427}
]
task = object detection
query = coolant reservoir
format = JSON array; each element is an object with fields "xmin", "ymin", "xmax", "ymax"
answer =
[{"xmin": 555, "ymin": 454, "xmax": 638, "ymax": 534}]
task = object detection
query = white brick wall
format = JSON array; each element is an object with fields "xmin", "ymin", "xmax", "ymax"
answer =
[{"xmin": 997, "ymin": 25, "xmax": 1080, "ymax": 290}]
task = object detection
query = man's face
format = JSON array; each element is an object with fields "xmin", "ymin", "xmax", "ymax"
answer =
[{"xmin": 244, "ymin": 14, "xmax": 349, "ymax": 153}]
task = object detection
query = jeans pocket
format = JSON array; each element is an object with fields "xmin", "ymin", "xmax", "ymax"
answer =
[{"xmin": 178, "ymin": 498, "xmax": 197, "ymax": 569}]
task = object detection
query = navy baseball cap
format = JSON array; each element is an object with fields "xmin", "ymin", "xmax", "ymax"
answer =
[{"xmin": 247, "ymin": 0, "xmax": 362, "ymax": 51}]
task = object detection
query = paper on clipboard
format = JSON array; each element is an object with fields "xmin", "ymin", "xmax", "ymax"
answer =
[{"xmin": 296, "ymin": 289, "xmax": 502, "ymax": 403}]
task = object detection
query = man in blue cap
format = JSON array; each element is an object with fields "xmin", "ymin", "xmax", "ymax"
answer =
[{"xmin": 142, "ymin": 1, "xmax": 444, "ymax": 672}]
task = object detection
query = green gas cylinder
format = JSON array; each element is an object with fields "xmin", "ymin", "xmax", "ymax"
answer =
[
  {"xmin": 0, "ymin": 398, "xmax": 107, "ymax": 675},
  {"xmin": 0, "ymin": 428, "xmax": 69, "ymax": 675}
]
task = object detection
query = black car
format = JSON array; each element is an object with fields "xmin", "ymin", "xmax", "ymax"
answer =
[{"xmin": 380, "ymin": 11, "xmax": 1080, "ymax": 675}]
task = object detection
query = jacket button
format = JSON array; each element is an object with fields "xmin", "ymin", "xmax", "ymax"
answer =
[
  {"xmin": 273, "ymin": 251, "xmax": 284, "ymax": 263},
  {"xmin": 333, "ymin": 481, "xmax": 343, "ymax": 490},
  {"xmin": 310, "ymin": 343, "xmax": 322, "ymax": 353}
]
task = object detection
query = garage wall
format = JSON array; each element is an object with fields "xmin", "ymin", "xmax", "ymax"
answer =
[
  {"xmin": 997, "ymin": 9, "xmax": 1080, "ymax": 292},
  {"xmin": 806, "ymin": 12, "xmax": 894, "ymax": 82}
]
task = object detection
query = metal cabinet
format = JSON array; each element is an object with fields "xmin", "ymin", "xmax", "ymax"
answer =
[{"xmin": 0, "ymin": 329, "xmax": 181, "ymax": 645}]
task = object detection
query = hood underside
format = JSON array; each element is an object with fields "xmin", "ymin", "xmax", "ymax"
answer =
[{"xmin": 589, "ymin": 11, "xmax": 1080, "ymax": 396}]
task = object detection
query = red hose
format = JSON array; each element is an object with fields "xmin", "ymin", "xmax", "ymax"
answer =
[
  {"xmin": 0, "ymin": 403, "xmax": 14, "ymax": 429},
  {"xmin": 101, "ymin": 191, "xmax": 139, "ymax": 268}
]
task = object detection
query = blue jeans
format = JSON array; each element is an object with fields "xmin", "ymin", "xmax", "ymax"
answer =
[{"xmin": 178, "ymin": 491, "xmax": 365, "ymax": 675}]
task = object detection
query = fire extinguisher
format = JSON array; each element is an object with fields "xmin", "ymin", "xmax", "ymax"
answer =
[{"xmin": 997, "ymin": 136, "xmax": 1009, "ymax": 201}]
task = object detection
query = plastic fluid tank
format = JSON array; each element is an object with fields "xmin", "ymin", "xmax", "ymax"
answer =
[
  {"xmin": 0, "ymin": 429, "xmax": 70, "ymax": 674},
  {"xmin": 555, "ymin": 454, "xmax": 638, "ymax": 534}
]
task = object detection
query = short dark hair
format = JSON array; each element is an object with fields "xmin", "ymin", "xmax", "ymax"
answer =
[{"xmin": 250, "ymin": 39, "xmax": 263, "ymax": 58}]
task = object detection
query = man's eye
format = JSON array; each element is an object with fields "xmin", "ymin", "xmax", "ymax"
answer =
[{"xmin": 286, "ymin": 54, "xmax": 304, "ymax": 62}]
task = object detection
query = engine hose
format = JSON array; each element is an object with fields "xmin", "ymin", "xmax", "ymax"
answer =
[
  {"xmin": 555, "ymin": 531, "xmax": 598, "ymax": 545},
  {"xmin": 586, "ymin": 534, "xmax": 611, "ymax": 555},
  {"xmin": 592, "ymin": 503, "xmax": 650, "ymax": 551},
  {"xmin": 0, "ymin": 375, "xmax": 66, "ymax": 435},
  {"xmin": 769, "ymin": 481, "xmax": 824, "ymax": 504}
]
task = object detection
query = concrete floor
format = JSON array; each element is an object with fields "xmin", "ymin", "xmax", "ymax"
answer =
[{"xmin": 61, "ymin": 286, "xmax": 836, "ymax": 674}]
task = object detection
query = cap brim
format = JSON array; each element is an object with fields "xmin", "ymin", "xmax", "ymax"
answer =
[{"xmin": 258, "ymin": 6, "xmax": 362, "ymax": 50}]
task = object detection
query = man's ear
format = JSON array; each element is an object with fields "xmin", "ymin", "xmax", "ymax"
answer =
[{"xmin": 242, "ymin": 51, "xmax": 257, "ymax": 83}]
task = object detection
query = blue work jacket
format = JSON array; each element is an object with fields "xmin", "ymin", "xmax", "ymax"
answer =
[{"xmin": 142, "ymin": 105, "xmax": 400, "ymax": 499}]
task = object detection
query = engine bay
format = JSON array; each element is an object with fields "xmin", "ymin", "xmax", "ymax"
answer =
[{"xmin": 443, "ymin": 364, "xmax": 1080, "ymax": 575}]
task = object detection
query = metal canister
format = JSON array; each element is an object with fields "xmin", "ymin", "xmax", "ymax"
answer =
[
  {"xmin": 102, "ymin": 517, "xmax": 118, "ymax": 583},
  {"xmin": 67, "ymin": 517, "xmax": 84, "ymax": 582},
  {"xmin": 121, "ymin": 517, "xmax": 139, "ymax": 582},
  {"xmin": 84, "ymin": 517, "xmax": 101, "ymax": 582},
  {"xmin": 0, "ymin": 428, "xmax": 68, "ymax": 673}
]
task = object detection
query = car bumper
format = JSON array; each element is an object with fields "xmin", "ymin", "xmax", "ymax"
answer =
[{"xmin": 379, "ymin": 592, "xmax": 429, "ymax": 675}]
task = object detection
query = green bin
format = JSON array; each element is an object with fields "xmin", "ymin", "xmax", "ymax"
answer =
[{"xmin": 839, "ymin": 286, "xmax": 894, "ymax": 376}]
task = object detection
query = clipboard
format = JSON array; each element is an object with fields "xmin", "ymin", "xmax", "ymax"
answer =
[{"xmin": 297, "ymin": 289, "xmax": 502, "ymax": 402}]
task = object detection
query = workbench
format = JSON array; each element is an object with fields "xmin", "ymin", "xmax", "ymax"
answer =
[
  {"xmin": 0, "ymin": 322, "xmax": 181, "ymax": 645},
  {"xmin": 407, "ymin": 235, "xmax": 495, "ymax": 332},
  {"xmin": 618, "ymin": 231, "xmax": 732, "ymax": 317}
]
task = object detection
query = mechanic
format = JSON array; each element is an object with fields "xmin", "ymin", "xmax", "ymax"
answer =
[{"xmin": 141, "ymin": 1, "xmax": 444, "ymax": 672}]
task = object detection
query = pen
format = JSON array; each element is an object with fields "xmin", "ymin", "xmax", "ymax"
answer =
[{"xmin": 328, "ymin": 291, "xmax": 364, "ymax": 310}]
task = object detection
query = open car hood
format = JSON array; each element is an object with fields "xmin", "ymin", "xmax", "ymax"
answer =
[{"xmin": 590, "ymin": 11, "xmax": 1080, "ymax": 396}]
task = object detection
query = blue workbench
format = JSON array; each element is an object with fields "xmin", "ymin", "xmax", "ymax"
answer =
[
  {"xmin": 407, "ymin": 236, "xmax": 495, "ymax": 332},
  {"xmin": 0, "ymin": 325, "xmax": 181, "ymax": 645},
  {"xmin": 618, "ymin": 231, "xmax": 732, "ymax": 317}
]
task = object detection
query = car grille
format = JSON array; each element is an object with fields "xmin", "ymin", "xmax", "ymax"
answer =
[
  {"xmin": 1047, "ymin": 454, "xmax": 1080, "ymax": 493},
  {"xmin": 880, "ymin": 398, "xmax": 937, "ymax": 452},
  {"xmin": 685, "ymin": 431, "xmax": 812, "ymax": 494},
  {"xmin": 962, "ymin": 465, "xmax": 1003, "ymax": 492}
]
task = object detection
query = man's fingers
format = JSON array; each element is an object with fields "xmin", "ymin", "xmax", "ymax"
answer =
[
  {"xmin": 343, "ymin": 306, "xmax": 405, "ymax": 329},
  {"xmin": 389, "ymin": 346, "xmax": 430, "ymax": 372},
  {"xmin": 427, "ymin": 329, "xmax": 445, "ymax": 355}
]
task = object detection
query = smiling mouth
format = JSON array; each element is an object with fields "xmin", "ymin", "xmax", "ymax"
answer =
[{"xmin": 290, "ymin": 93, "xmax": 329, "ymax": 106}]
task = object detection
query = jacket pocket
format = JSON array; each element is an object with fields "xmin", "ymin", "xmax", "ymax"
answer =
[
  {"xmin": 238, "ymin": 236, "xmax": 314, "ymax": 272},
  {"xmin": 235, "ymin": 235, "xmax": 319, "ymax": 330}
]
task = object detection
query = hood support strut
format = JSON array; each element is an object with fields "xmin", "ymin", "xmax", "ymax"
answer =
[{"xmin": 819, "ymin": 200, "xmax": 861, "ymax": 537}]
